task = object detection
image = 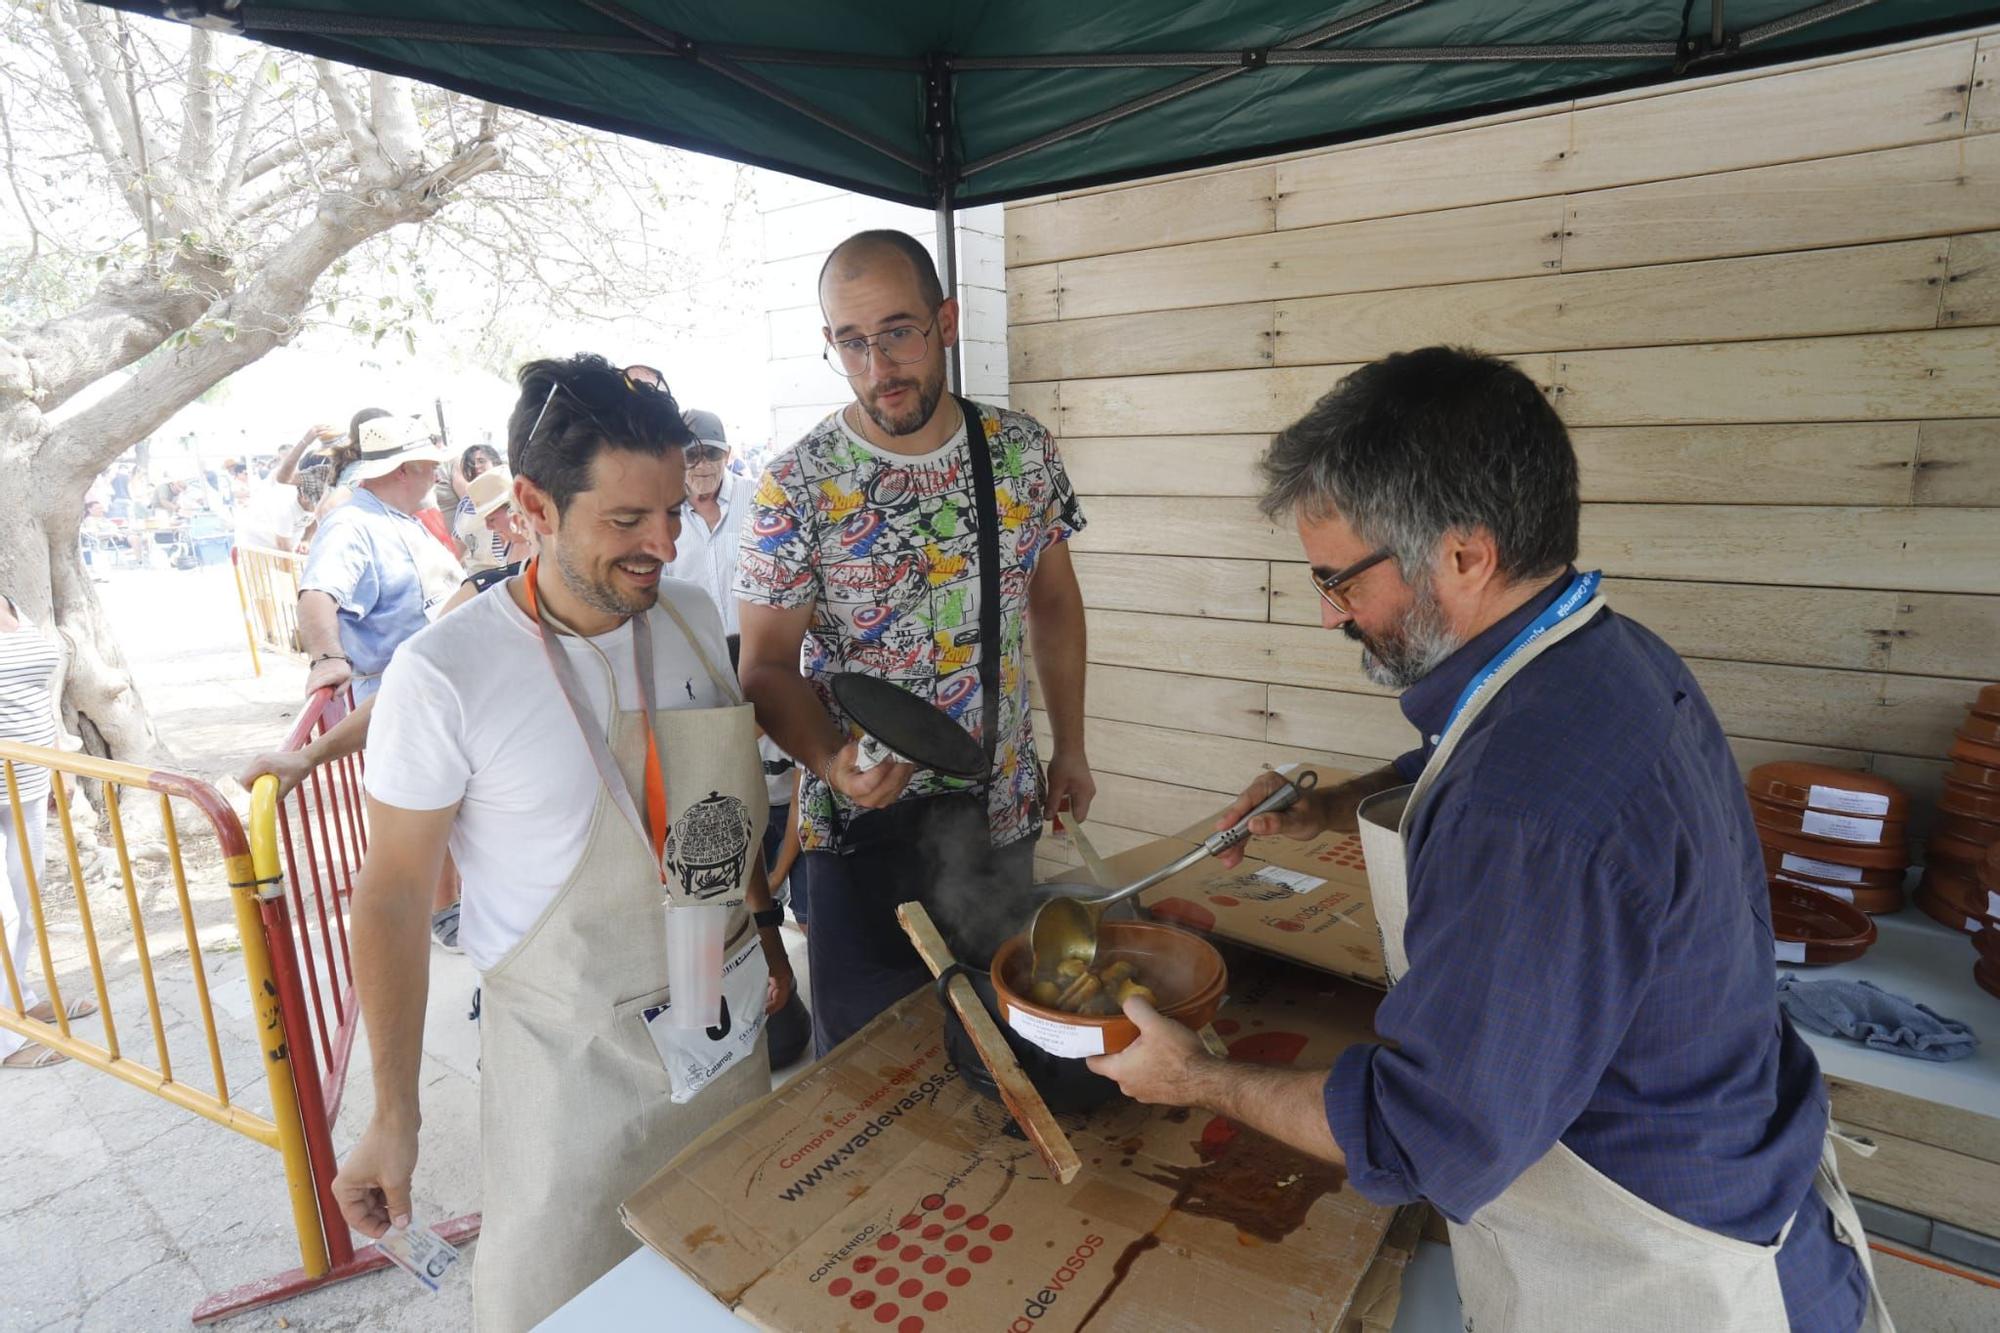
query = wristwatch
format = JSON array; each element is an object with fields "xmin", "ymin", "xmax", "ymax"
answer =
[{"xmin": 753, "ymin": 906, "xmax": 786, "ymax": 930}]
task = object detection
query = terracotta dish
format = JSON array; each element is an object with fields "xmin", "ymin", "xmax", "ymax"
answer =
[
  {"xmin": 1919, "ymin": 864, "xmax": 1996, "ymax": 925},
  {"xmin": 1960, "ymin": 712, "xmax": 2000, "ymax": 746},
  {"xmin": 1916, "ymin": 883, "xmax": 1991, "ymax": 936},
  {"xmin": 1985, "ymin": 841, "xmax": 2000, "ymax": 892},
  {"xmin": 1758, "ymin": 842, "xmax": 1904, "ymax": 890},
  {"xmin": 1946, "ymin": 761, "xmax": 2000, "ymax": 792},
  {"xmin": 1748, "ymin": 795, "xmax": 1904, "ymax": 847},
  {"xmin": 1974, "ymin": 682, "xmax": 2000, "ymax": 720},
  {"xmin": 1951, "ymin": 733, "xmax": 2000, "ymax": 768},
  {"xmin": 1927, "ymin": 830, "xmax": 1996, "ymax": 873},
  {"xmin": 1751, "ymin": 822, "xmax": 1908, "ymax": 870},
  {"xmin": 1770, "ymin": 876, "xmax": 1904, "ymax": 915},
  {"xmin": 991, "ymin": 921, "xmax": 1225, "ymax": 1058},
  {"xmin": 1744, "ymin": 762, "xmax": 1907, "ymax": 820},
  {"xmin": 1941, "ymin": 780, "xmax": 2000, "ymax": 823},
  {"xmin": 1976, "ymin": 958, "xmax": 2000, "ymax": 1001},
  {"xmin": 1974, "ymin": 924, "xmax": 2000, "ymax": 966},
  {"xmin": 1769, "ymin": 881, "xmax": 1877, "ymax": 964},
  {"xmin": 1931, "ymin": 812, "xmax": 2000, "ymax": 848}
]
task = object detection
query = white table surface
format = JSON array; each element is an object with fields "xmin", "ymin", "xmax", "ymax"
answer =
[{"xmin": 544, "ymin": 908, "xmax": 1998, "ymax": 1331}]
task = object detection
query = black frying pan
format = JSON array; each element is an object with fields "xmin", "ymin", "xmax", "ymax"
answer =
[{"xmin": 828, "ymin": 672, "xmax": 986, "ymax": 780}]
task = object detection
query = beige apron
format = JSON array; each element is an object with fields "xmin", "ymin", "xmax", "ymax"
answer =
[
  {"xmin": 1354, "ymin": 587, "xmax": 1894, "ymax": 1333},
  {"xmin": 472, "ymin": 591, "xmax": 769, "ymax": 1331}
]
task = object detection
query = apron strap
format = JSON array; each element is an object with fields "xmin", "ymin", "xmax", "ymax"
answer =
[{"xmin": 523, "ymin": 557, "xmax": 669, "ymax": 882}]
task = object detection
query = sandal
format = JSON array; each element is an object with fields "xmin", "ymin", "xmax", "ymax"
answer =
[
  {"xmin": 2, "ymin": 1043, "xmax": 69, "ymax": 1070},
  {"xmin": 25, "ymin": 996, "xmax": 97, "ymax": 1023}
]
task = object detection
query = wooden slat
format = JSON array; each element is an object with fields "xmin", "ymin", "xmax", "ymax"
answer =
[
  {"xmin": 1941, "ymin": 230, "xmax": 2000, "ymax": 327},
  {"xmin": 1578, "ymin": 504, "xmax": 2000, "ymax": 594},
  {"xmin": 1273, "ymin": 240, "xmax": 1950, "ymax": 369},
  {"xmin": 1550, "ymin": 328, "xmax": 2000, "ymax": 426},
  {"xmin": 1070, "ymin": 552, "xmax": 1270, "ymax": 622},
  {"xmin": 1061, "ymin": 436, "xmax": 1270, "ymax": 497},
  {"xmin": 1569, "ymin": 423, "xmax": 1921, "ymax": 506},
  {"xmin": 1054, "ymin": 363, "xmax": 1363, "ymax": 437},
  {"xmin": 1687, "ymin": 660, "xmax": 1974, "ymax": 758},
  {"xmin": 1914, "ymin": 419, "xmax": 2000, "ymax": 506},
  {"xmin": 1011, "ymin": 380, "xmax": 1058, "ymax": 430},
  {"xmin": 1971, "ymin": 36, "xmax": 2000, "ymax": 134},
  {"xmin": 1561, "ymin": 41, "xmax": 1975, "ymax": 194},
  {"xmin": 1083, "ymin": 607, "xmax": 1390, "ymax": 695},
  {"xmin": 1034, "ymin": 663, "xmax": 1269, "ymax": 743},
  {"xmin": 1012, "ymin": 303, "xmax": 1273, "ymax": 381},
  {"xmin": 1041, "ymin": 711, "xmax": 1374, "ymax": 797},
  {"xmin": 1080, "ymin": 771, "xmax": 1243, "ymax": 840},
  {"xmin": 1866, "ymin": 753, "xmax": 1950, "ymax": 816},
  {"xmin": 1275, "ymin": 111, "xmax": 1572, "ymax": 231},
  {"xmin": 1561, "ymin": 134, "xmax": 2000, "ymax": 273},
  {"xmin": 1826, "ymin": 1075, "xmax": 2000, "ymax": 1164},
  {"xmin": 1008, "ymin": 262, "xmax": 1060, "ymax": 325},
  {"xmin": 1264, "ymin": 686, "xmax": 1416, "ymax": 762},
  {"xmin": 1087, "ymin": 499, "xmax": 2000, "ymax": 594},
  {"xmin": 1835, "ymin": 1129, "xmax": 2000, "ymax": 1238},
  {"xmin": 1008, "ymin": 164, "xmax": 1276, "ymax": 267},
  {"xmin": 1050, "ymin": 197, "xmax": 1563, "ymax": 321},
  {"xmin": 1890, "ymin": 590, "xmax": 2000, "ymax": 679}
]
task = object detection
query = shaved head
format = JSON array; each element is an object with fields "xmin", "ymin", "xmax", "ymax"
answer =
[{"xmin": 818, "ymin": 229, "xmax": 944, "ymax": 312}]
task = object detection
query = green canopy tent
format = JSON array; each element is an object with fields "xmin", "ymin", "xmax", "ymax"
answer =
[{"xmin": 97, "ymin": 0, "xmax": 2000, "ymax": 384}]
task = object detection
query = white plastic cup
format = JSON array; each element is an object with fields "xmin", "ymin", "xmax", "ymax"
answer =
[{"xmin": 661, "ymin": 903, "xmax": 726, "ymax": 1029}]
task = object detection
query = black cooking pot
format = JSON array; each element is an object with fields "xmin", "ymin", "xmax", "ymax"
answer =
[{"xmin": 933, "ymin": 884, "xmax": 1142, "ymax": 1117}]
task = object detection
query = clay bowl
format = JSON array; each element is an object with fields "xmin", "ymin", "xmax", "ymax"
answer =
[
  {"xmin": 1975, "ymin": 923, "xmax": 2000, "ymax": 966},
  {"xmin": 1941, "ymin": 780, "xmax": 2000, "ymax": 824},
  {"xmin": 1946, "ymin": 761, "xmax": 2000, "ymax": 793},
  {"xmin": 1960, "ymin": 712, "xmax": 2000, "ymax": 746},
  {"xmin": 1974, "ymin": 682, "xmax": 2000, "ymax": 721},
  {"xmin": 991, "ymin": 921, "xmax": 1226, "ymax": 1059},
  {"xmin": 1932, "ymin": 811, "xmax": 2000, "ymax": 849},
  {"xmin": 1772, "ymin": 874, "xmax": 1904, "ymax": 915},
  {"xmin": 1985, "ymin": 841, "xmax": 2000, "ymax": 892},
  {"xmin": 1951, "ymin": 732, "xmax": 2000, "ymax": 769},
  {"xmin": 1752, "ymin": 822, "xmax": 1908, "ymax": 871},
  {"xmin": 1925, "ymin": 829, "xmax": 1995, "ymax": 873},
  {"xmin": 1745, "ymin": 762, "xmax": 1908, "ymax": 821},
  {"xmin": 1915, "ymin": 880, "xmax": 1993, "ymax": 937},
  {"xmin": 1769, "ymin": 880, "xmax": 1877, "ymax": 965},
  {"xmin": 1976, "ymin": 959, "xmax": 2000, "ymax": 1001},
  {"xmin": 1748, "ymin": 795, "xmax": 1904, "ymax": 848},
  {"xmin": 1758, "ymin": 841, "xmax": 1905, "ymax": 891},
  {"xmin": 1919, "ymin": 863, "xmax": 1996, "ymax": 924}
]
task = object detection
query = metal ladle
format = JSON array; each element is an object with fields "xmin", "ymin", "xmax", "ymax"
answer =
[{"xmin": 1028, "ymin": 771, "xmax": 1318, "ymax": 973}]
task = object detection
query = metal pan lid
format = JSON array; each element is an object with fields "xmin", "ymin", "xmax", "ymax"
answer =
[{"xmin": 827, "ymin": 671, "xmax": 987, "ymax": 781}]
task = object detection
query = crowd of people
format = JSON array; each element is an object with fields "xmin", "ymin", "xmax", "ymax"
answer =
[{"xmin": 2, "ymin": 225, "xmax": 1895, "ymax": 1333}]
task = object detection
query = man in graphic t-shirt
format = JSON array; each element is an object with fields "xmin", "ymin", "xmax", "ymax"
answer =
[{"xmin": 736, "ymin": 229, "xmax": 1094, "ymax": 1055}]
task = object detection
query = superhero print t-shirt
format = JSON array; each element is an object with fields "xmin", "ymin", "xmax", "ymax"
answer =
[{"xmin": 733, "ymin": 399, "xmax": 1085, "ymax": 851}]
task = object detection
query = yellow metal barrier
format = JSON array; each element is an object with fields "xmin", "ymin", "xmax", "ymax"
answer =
[
  {"xmin": 0, "ymin": 742, "xmax": 330, "ymax": 1280},
  {"xmin": 232, "ymin": 543, "xmax": 307, "ymax": 677}
]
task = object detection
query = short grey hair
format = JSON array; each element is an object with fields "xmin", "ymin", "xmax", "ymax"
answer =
[{"xmin": 1258, "ymin": 346, "xmax": 1579, "ymax": 583}]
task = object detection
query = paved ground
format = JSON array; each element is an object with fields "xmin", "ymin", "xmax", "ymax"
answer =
[{"xmin": 3, "ymin": 564, "xmax": 1994, "ymax": 1330}]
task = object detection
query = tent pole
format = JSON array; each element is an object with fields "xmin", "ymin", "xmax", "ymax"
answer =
[
  {"xmin": 936, "ymin": 193, "xmax": 961, "ymax": 394},
  {"xmin": 925, "ymin": 53, "xmax": 963, "ymax": 393}
]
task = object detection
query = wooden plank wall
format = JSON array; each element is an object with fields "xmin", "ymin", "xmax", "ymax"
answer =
[{"xmin": 1008, "ymin": 31, "xmax": 2000, "ymax": 878}]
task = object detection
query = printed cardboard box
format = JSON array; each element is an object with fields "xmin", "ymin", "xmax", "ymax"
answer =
[
  {"xmin": 1106, "ymin": 764, "xmax": 1391, "ymax": 986},
  {"xmin": 623, "ymin": 957, "xmax": 1393, "ymax": 1331}
]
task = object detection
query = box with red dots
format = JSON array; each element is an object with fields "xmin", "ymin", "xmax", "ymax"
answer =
[{"xmin": 625, "ymin": 957, "xmax": 1398, "ymax": 1330}]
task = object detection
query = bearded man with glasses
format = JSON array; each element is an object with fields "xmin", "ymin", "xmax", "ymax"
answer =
[{"xmin": 736, "ymin": 229, "xmax": 1095, "ymax": 1057}]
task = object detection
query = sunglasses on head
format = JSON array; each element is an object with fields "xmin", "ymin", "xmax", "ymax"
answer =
[{"xmin": 526, "ymin": 364, "xmax": 671, "ymax": 445}]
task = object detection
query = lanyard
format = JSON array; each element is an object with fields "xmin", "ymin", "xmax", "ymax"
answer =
[
  {"xmin": 523, "ymin": 557, "xmax": 670, "ymax": 882},
  {"xmin": 1439, "ymin": 569, "xmax": 1603, "ymax": 740}
]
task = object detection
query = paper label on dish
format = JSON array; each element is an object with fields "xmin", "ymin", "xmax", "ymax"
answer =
[
  {"xmin": 1807, "ymin": 785, "xmax": 1891, "ymax": 817},
  {"xmin": 1251, "ymin": 865, "xmax": 1326, "ymax": 895},
  {"xmin": 1799, "ymin": 810, "xmax": 1884, "ymax": 843},
  {"xmin": 1778, "ymin": 874, "xmax": 1854, "ymax": 902},
  {"xmin": 1003, "ymin": 1004, "xmax": 1105, "ymax": 1058},
  {"xmin": 1774, "ymin": 940, "xmax": 1807, "ymax": 963},
  {"xmin": 1779, "ymin": 852, "xmax": 1864, "ymax": 884}
]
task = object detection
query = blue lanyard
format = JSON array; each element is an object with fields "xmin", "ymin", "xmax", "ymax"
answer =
[{"xmin": 1439, "ymin": 569, "xmax": 1602, "ymax": 739}]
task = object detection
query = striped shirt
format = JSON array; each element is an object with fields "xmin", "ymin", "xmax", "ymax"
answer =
[{"xmin": 0, "ymin": 598, "xmax": 62, "ymax": 806}]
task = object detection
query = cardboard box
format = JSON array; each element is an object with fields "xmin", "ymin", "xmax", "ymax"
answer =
[
  {"xmin": 624, "ymin": 956, "xmax": 1395, "ymax": 1331},
  {"xmin": 1102, "ymin": 765, "xmax": 1390, "ymax": 987}
]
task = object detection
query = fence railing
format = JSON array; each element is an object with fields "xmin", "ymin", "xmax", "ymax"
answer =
[{"xmin": 231, "ymin": 543, "xmax": 307, "ymax": 677}]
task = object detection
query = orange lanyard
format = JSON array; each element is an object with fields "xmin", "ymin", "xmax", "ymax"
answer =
[{"xmin": 524, "ymin": 557, "xmax": 669, "ymax": 879}]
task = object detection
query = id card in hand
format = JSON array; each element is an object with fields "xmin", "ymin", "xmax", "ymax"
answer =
[{"xmin": 379, "ymin": 1222, "xmax": 462, "ymax": 1293}]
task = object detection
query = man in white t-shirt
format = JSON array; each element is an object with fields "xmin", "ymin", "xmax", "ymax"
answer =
[
  {"xmin": 663, "ymin": 408, "xmax": 748, "ymax": 633},
  {"xmin": 332, "ymin": 354, "xmax": 796, "ymax": 1327}
]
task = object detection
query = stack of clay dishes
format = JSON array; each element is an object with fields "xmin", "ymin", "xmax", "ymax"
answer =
[
  {"xmin": 1769, "ymin": 879, "xmax": 1878, "ymax": 966},
  {"xmin": 1747, "ymin": 761, "xmax": 1908, "ymax": 916},
  {"xmin": 1973, "ymin": 843, "xmax": 2000, "ymax": 1000},
  {"xmin": 1921, "ymin": 683, "xmax": 2000, "ymax": 934}
]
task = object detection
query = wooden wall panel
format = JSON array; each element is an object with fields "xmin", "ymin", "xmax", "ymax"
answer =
[{"xmin": 1009, "ymin": 29, "xmax": 2000, "ymax": 854}]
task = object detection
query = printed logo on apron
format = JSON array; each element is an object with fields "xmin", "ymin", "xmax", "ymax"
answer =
[{"xmin": 667, "ymin": 791, "xmax": 757, "ymax": 901}]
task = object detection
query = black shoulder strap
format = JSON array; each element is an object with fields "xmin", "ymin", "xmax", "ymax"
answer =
[{"xmin": 955, "ymin": 394, "xmax": 1002, "ymax": 781}]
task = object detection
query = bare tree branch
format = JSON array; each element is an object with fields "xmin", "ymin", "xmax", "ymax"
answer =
[
  {"xmin": 369, "ymin": 71, "xmax": 423, "ymax": 174},
  {"xmin": 37, "ymin": 1, "xmax": 147, "ymax": 229},
  {"xmin": 174, "ymin": 27, "xmax": 218, "ymax": 194},
  {"xmin": 218, "ymin": 69, "xmax": 271, "ymax": 198},
  {"xmin": 70, "ymin": 4, "xmax": 147, "ymax": 172},
  {"xmin": 313, "ymin": 59, "xmax": 386, "ymax": 181},
  {"xmin": 236, "ymin": 126, "xmax": 342, "ymax": 190}
]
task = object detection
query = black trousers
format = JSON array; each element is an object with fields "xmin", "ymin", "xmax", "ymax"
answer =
[{"xmin": 797, "ymin": 817, "xmax": 1036, "ymax": 1058}]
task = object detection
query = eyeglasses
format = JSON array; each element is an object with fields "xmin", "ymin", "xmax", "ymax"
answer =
[
  {"xmin": 527, "ymin": 363, "xmax": 671, "ymax": 445},
  {"xmin": 1310, "ymin": 548, "xmax": 1394, "ymax": 617},
  {"xmin": 823, "ymin": 321, "xmax": 935, "ymax": 377},
  {"xmin": 684, "ymin": 443, "xmax": 727, "ymax": 463}
]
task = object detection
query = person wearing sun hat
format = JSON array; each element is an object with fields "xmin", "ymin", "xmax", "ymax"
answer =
[{"xmin": 298, "ymin": 413, "xmax": 462, "ymax": 703}]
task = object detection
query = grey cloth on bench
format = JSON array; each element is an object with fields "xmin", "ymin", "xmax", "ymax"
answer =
[{"xmin": 1777, "ymin": 974, "xmax": 1979, "ymax": 1062}]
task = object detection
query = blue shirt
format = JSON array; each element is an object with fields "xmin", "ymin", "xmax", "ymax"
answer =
[
  {"xmin": 299, "ymin": 489, "xmax": 434, "ymax": 701},
  {"xmin": 1325, "ymin": 573, "xmax": 1866, "ymax": 1332}
]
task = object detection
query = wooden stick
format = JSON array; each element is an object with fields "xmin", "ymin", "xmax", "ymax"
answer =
[{"xmin": 896, "ymin": 902, "xmax": 1082, "ymax": 1185}]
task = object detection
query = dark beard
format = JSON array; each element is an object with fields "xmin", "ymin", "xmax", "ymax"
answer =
[
  {"xmin": 555, "ymin": 540, "xmax": 653, "ymax": 618},
  {"xmin": 860, "ymin": 367, "xmax": 946, "ymax": 437}
]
